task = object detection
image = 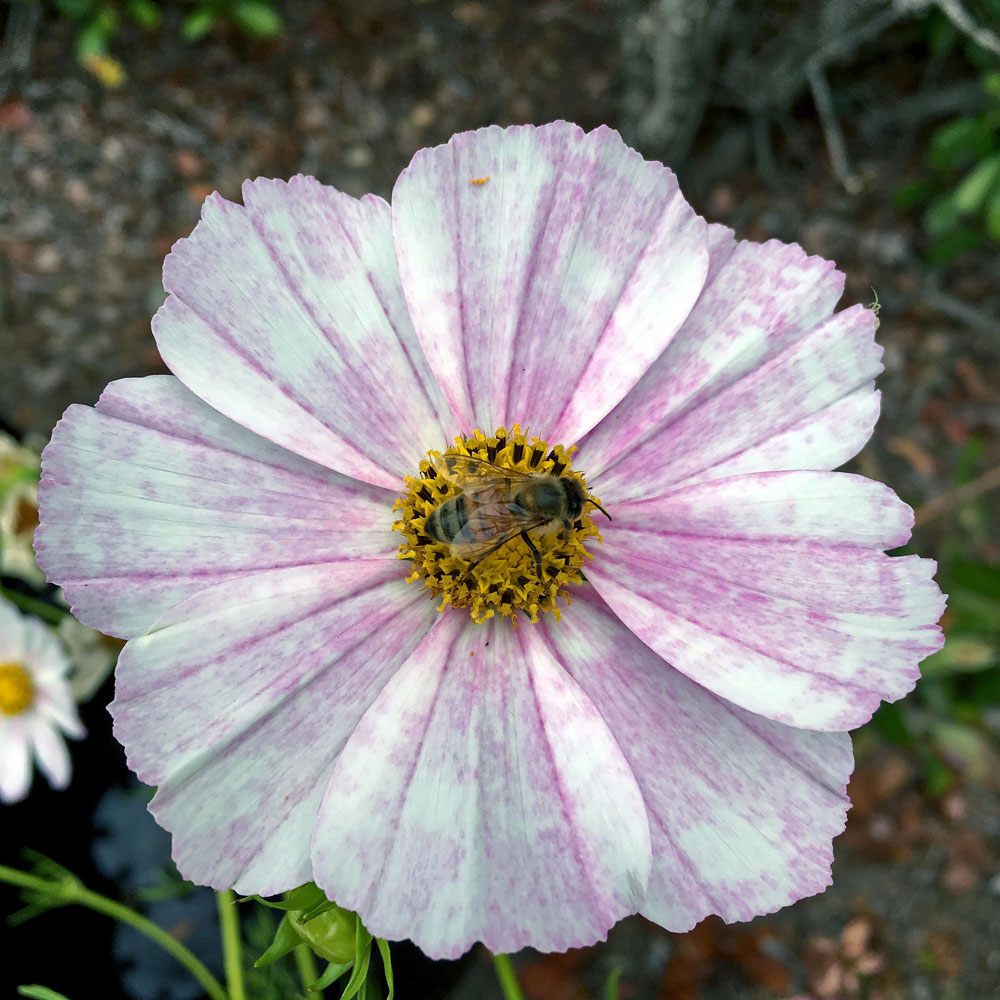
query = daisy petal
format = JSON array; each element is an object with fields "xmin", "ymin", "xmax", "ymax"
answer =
[
  {"xmin": 153, "ymin": 176, "xmax": 450, "ymax": 489},
  {"xmin": 0, "ymin": 719, "xmax": 32, "ymax": 803},
  {"xmin": 37, "ymin": 376, "xmax": 397, "ymax": 638},
  {"xmin": 543, "ymin": 587, "xmax": 853, "ymax": 929},
  {"xmin": 0, "ymin": 596, "xmax": 26, "ymax": 661},
  {"xmin": 580, "ymin": 236, "xmax": 878, "ymax": 500},
  {"xmin": 392, "ymin": 121, "xmax": 709, "ymax": 441},
  {"xmin": 30, "ymin": 717, "xmax": 71, "ymax": 789},
  {"xmin": 311, "ymin": 612, "xmax": 651, "ymax": 959},
  {"xmin": 587, "ymin": 472, "xmax": 946, "ymax": 730},
  {"xmin": 110, "ymin": 565, "xmax": 437, "ymax": 895}
]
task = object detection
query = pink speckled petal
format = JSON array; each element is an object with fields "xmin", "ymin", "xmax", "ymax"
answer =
[
  {"xmin": 587, "ymin": 472, "xmax": 945, "ymax": 730},
  {"xmin": 580, "ymin": 232, "xmax": 880, "ymax": 501},
  {"xmin": 153, "ymin": 176, "xmax": 451, "ymax": 489},
  {"xmin": 111, "ymin": 564, "xmax": 438, "ymax": 895},
  {"xmin": 543, "ymin": 586, "xmax": 853, "ymax": 929},
  {"xmin": 37, "ymin": 376, "xmax": 397, "ymax": 638},
  {"xmin": 392, "ymin": 121, "xmax": 709, "ymax": 441},
  {"xmin": 311, "ymin": 611, "xmax": 651, "ymax": 959}
]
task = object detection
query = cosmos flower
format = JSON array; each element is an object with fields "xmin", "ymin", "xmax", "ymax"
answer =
[
  {"xmin": 37, "ymin": 122, "xmax": 945, "ymax": 958},
  {"xmin": 0, "ymin": 595, "xmax": 85, "ymax": 803}
]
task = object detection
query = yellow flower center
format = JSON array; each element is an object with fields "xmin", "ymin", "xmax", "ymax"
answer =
[
  {"xmin": 393, "ymin": 425, "xmax": 607, "ymax": 625},
  {"xmin": 0, "ymin": 661, "xmax": 34, "ymax": 717}
]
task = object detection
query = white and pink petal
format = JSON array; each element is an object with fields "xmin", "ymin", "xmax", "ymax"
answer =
[
  {"xmin": 580, "ymin": 235, "xmax": 877, "ymax": 501},
  {"xmin": 111, "ymin": 564, "xmax": 438, "ymax": 896},
  {"xmin": 37, "ymin": 377, "xmax": 398, "ymax": 639},
  {"xmin": 153, "ymin": 176, "xmax": 451, "ymax": 489},
  {"xmin": 587, "ymin": 472, "xmax": 945, "ymax": 730},
  {"xmin": 311, "ymin": 611, "xmax": 651, "ymax": 958},
  {"xmin": 540, "ymin": 587, "xmax": 853, "ymax": 929},
  {"xmin": 392, "ymin": 121, "xmax": 709, "ymax": 441}
]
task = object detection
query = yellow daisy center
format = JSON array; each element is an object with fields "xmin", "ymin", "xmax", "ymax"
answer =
[
  {"xmin": 0, "ymin": 661, "xmax": 34, "ymax": 717},
  {"xmin": 393, "ymin": 425, "xmax": 607, "ymax": 625}
]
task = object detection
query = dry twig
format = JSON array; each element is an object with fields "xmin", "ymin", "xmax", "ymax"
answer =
[{"xmin": 914, "ymin": 466, "xmax": 1000, "ymax": 526}]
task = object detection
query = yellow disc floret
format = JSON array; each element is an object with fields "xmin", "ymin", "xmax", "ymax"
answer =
[
  {"xmin": 393, "ymin": 425, "xmax": 606, "ymax": 625},
  {"xmin": 0, "ymin": 661, "xmax": 34, "ymax": 717}
]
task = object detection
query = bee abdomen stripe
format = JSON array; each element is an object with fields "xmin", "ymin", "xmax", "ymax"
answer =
[{"xmin": 438, "ymin": 495, "xmax": 466, "ymax": 541}]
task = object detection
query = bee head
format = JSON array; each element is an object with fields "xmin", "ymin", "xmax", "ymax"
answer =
[{"xmin": 560, "ymin": 477, "xmax": 585, "ymax": 522}]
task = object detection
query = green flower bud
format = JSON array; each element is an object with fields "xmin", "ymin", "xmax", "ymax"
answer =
[{"xmin": 288, "ymin": 900, "xmax": 357, "ymax": 965}]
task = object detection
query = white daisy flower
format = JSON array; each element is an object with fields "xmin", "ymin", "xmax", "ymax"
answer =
[{"xmin": 0, "ymin": 595, "xmax": 85, "ymax": 804}]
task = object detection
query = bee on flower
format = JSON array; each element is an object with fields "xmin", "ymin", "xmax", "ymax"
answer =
[{"xmin": 37, "ymin": 122, "xmax": 944, "ymax": 958}]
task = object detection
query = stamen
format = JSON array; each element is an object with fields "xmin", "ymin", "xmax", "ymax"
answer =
[
  {"xmin": 0, "ymin": 661, "xmax": 34, "ymax": 717},
  {"xmin": 393, "ymin": 425, "xmax": 607, "ymax": 625}
]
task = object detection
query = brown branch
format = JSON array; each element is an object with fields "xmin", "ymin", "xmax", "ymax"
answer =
[{"xmin": 913, "ymin": 466, "xmax": 1000, "ymax": 527}]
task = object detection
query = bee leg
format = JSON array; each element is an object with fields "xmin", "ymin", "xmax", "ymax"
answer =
[{"xmin": 519, "ymin": 530, "xmax": 544, "ymax": 583}]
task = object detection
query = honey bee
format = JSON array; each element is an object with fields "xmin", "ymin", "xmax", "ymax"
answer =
[{"xmin": 425, "ymin": 455, "xmax": 611, "ymax": 580}]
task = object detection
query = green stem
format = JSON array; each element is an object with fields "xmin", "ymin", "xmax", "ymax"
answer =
[
  {"xmin": 294, "ymin": 942, "xmax": 324, "ymax": 996},
  {"xmin": 217, "ymin": 890, "xmax": 245, "ymax": 1000},
  {"xmin": 491, "ymin": 953, "xmax": 525, "ymax": 1000},
  {"xmin": 0, "ymin": 586, "xmax": 66, "ymax": 625},
  {"xmin": 0, "ymin": 864, "xmax": 229, "ymax": 1000}
]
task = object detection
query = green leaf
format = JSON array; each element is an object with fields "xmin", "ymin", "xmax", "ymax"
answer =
[
  {"xmin": 869, "ymin": 701, "xmax": 913, "ymax": 746},
  {"xmin": 926, "ymin": 9, "xmax": 957, "ymax": 59},
  {"xmin": 963, "ymin": 665, "xmax": 1000, "ymax": 706},
  {"xmin": 929, "ymin": 117, "xmax": 994, "ymax": 173},
  {"xmin": 339, "ymin": 915, "xmax": 373, "ymax": 1000},
  {"xmin": 986, "ymin": 185, "xmax": 1000, "ymax": 239},
  {"xmin": 230, "ymin": 0, "xmax": 283, "ymax": 38},
  {"xmin": 126, "ymin": 0, "xmax": 162, "ymax": 30},
  {"xmin": 376, "ymin": 938, "xmax": 394, "ymax": 1000},
  {"xmin": 253, "ymin": 913, "xmax": 303, "ymax": 968},
  {"xmin": 312, "ymin": 962, "xmax": 352, "ymax": 990},
  {"xmin": 284, "ymin": 882, "xmax": 327, "ymax": 911},
  {"xmin": 953, "ymin": 153, "xmax": 1000, "ymax": 214},
  {"xmin": 893, "ymin": 178, "xmax": 937, "ymax": 211},
  {"xmin": 922, "ymin": 635, "xmax": 997, "ymax": 674},
  {"xmin": 18, "ymin": 988, "xmax": 72, "ymax": 1000},
  {"xmin": 74, "ymin": 18, "xmax": 111, "ymax": 59},
  {"xmin": 949, "ymin": 561, "xmax": 1000, "ymax": 600},
  {"xmin": 605, "ymin": 966, "xmax": 624, "ymax": 1000},
  {"xmin": 922, "ymin": 753, "xmax": 954, "ymax": 797},
  {"xmin": 924, "ymin": 194, "xmax": 960, "ymax": 237},
  {"xmin": 932, "ymin": 721, "xmax": 997, "ymax": 781},
  {"xmin": 92, "ymin": 6, "xmax": 120, "ymax": 34},
  {"xmin": 984, "ymin": 71, "xmax": 1000, "ymax": 100},
  {"xmin": 52, "ymin": 0, "xmax": 94, "ymax": 21},
  {"xmin": 180, "ymin": 8, "xmax": 216, "ymax": 42},
  {"xmin": 925, "ymin": 226, "xmax": 986, "ymax": 267}
]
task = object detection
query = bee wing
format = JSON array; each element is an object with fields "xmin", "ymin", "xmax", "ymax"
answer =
[
  {"xmin": 448, "ymin": 500, "xmax": 542, "ymax": 561},
  {"xmin": 435, "ymin": 454, "xmax": 533, "ymax": 496}
]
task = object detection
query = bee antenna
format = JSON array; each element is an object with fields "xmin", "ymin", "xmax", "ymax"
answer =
[{"xmin": 587, "ymin": 499, "xmax": 612, "ymax": 521}]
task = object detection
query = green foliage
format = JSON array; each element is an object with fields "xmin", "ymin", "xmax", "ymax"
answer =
[
  {"xmin": 43, "ymin": 0, "xmax": 284, "ymax": 78},
  {"xmin": 252, "ymin": 885, "xmax": 394, "ymax": 1000},
  {"xmin": 867, "ymin": 430, "xmax": 1000, "ymax": 789},
  {"xmin": 17, "ymin": 988, "xmax": 72, "ymax": 1000},
  {"xmin": 604, "ymin": 967, "xmax": 623, "ymax": 1000},
  {"xmin": 897, "ymin": 71, "xmax": 1000, "ymax": 266}
]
